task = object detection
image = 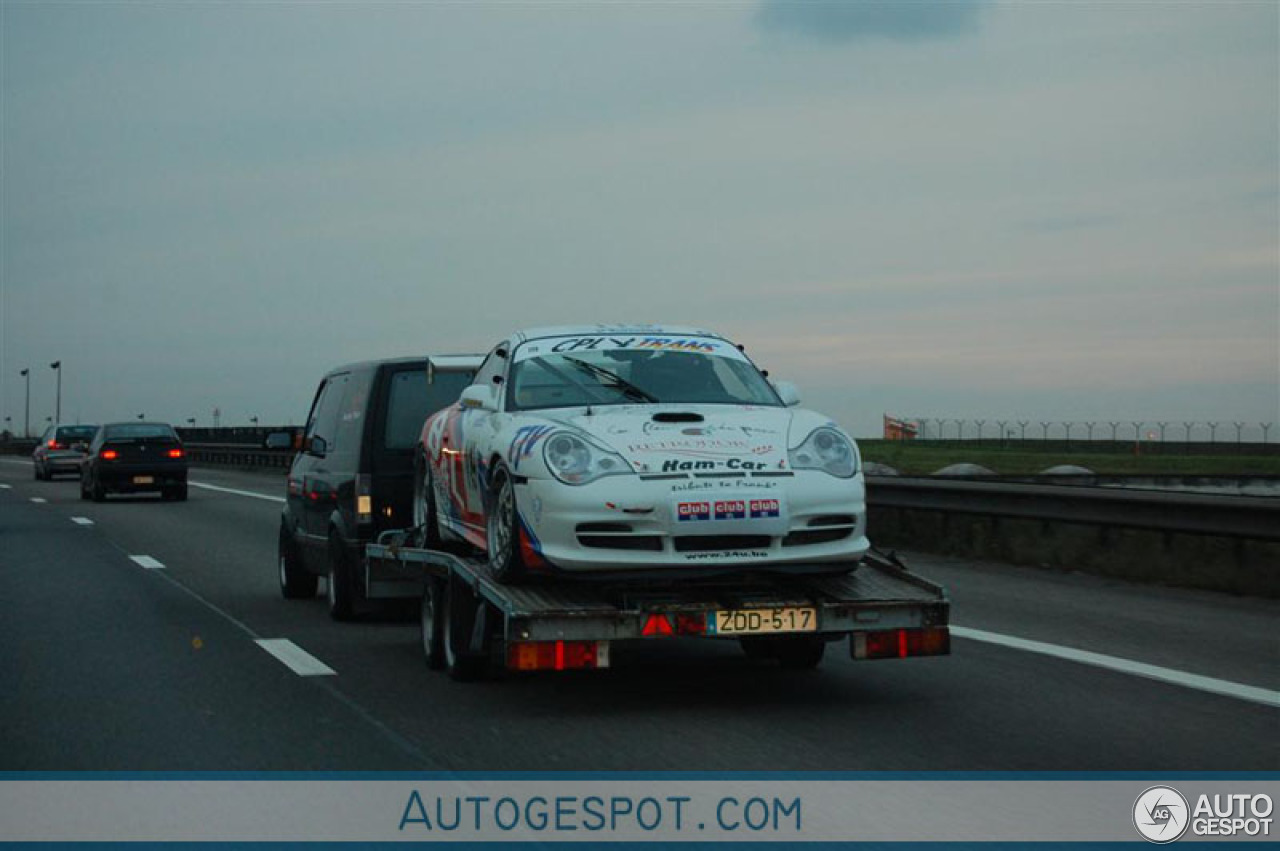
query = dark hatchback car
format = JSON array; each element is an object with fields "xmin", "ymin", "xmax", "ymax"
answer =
[
  {"xmin": 81, "ymin": 422, "xmax": 189, "ymax": 502},
  {"xmin": 277, "ymin": 355, "xmax": 479, "ymax": 620},
  {"xmin": 32, "ymin": 423, "xmax": 99, "ymax": 480}
]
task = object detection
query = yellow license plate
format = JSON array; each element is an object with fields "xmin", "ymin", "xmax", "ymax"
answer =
[
  {"xmin": 133, "ymin": 476, "xmax": 154, "ymax": 485},
  {"xmin": 710, "ymin": 607, "xmax": 816, "ymax": 635}
]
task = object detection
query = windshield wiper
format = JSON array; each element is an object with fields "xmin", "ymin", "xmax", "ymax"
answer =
[{"xmin": 561, "ymin": 357, "xmax": 657, "ymax": 403}]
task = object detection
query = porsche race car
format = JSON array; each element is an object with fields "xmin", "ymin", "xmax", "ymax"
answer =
[{"xmin": 414, "ymin": 325, "xmax": 869, "ymax": 582}]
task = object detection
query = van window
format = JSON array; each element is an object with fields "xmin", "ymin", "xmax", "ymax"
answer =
[
  {"xmin": 383, "ymin": 368, "xmax": 474, "ymax": 450},
  {"xmin": 334, "ymin": 369, "xmax": 374, "ymax": 457},
  {"xmin": 306, "ymin": 373, "xmax": 348, "ymax": 450}
]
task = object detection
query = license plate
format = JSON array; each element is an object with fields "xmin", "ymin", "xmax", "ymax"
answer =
[
  {"xmin": 133, "ymin": 476, "xmax": 154, "ymax": 485},
  {"xmin": 709, "ymin": 607, "xmax": 817, "ymax": 635}
]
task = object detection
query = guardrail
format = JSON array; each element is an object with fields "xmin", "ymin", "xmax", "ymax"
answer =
[
  {"xmin": 866, "ymin": 477, "xmax": 1278, "ymax": 597},
  {"xmin": 867, "ymin": 477, "xmax": 1280, "ymax": 541},
  {"xmin": 185, "ymin": 444, "xmax": 293, "ymax": 470}
]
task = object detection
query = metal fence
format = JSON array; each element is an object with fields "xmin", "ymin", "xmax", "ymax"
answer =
[{"xmin": 886, "ymin": 417, "xmax": 1278, "ymax": 455}]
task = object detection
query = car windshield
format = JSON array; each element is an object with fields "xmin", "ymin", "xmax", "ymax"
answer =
[
  {"xmin": 56, "ymin": 426, "xmax": 97, "ymax": 442},
  {"xmin": 104, "ymin": 424, "xmax": 177, "ymax": 441},
  {"xmin": 508, "ymin": 335, "xmax": 781, "ymax": 410}
]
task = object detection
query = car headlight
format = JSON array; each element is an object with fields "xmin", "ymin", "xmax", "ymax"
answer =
[
  {"xmin": 789, "ymin": 427, "xmax": 858, "ymax": 478},
  {"xmin": 543, "ymin": 431, "xmax": 631, "ymax": 485}
]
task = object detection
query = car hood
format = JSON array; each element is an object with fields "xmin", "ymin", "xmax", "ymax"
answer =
[{"xmin": 533, "ymin": 404, "xmax": 807, "ymax": 475}]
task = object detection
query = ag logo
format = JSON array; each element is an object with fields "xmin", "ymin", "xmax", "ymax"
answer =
[{"xmin": 1133, "ymin": 786, "xmax": 1190, "ymax": 843}]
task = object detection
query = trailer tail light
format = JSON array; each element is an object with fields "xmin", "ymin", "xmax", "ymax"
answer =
[
  {"xmin": 641, "ymin": 613, "xmax": 674, "ymax": 637},
  {"xmin": 507, "ymin": 640, "xmax": 609, "ymax": 672},
  {"xmin": 356, "ymin": 474, "xmax": 372, "ymax": 524},
  {"xmin": 852, "ymin": 627, "xmax": 950, "ymax": 660},
  {"xmin": 167, "ymin": 448, "xmax": 184, "ymax": 459},
  {"xmin": 101, "ymin": 450, "xmax": 119, "ymax": 460}
]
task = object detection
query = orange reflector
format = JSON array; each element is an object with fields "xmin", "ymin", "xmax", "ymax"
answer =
[
  {"xmin": 506, "ymin": 640, "xmax": 608, "ymax": 672},
  {"xmin": 852, "ymin": 627, "xmax": 950, "ymax": 660},
  {"xmin": 641, "ymin": 613, "xmax": 675, "ymax": 637}
]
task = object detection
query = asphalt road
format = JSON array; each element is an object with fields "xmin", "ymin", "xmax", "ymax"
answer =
[{"xmin": 1, "ymin": 458, "xmax": 1276, "ymax": 771}]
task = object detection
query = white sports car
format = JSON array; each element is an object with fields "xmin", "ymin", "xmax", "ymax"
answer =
[{"xmin": 414, "ymin": 325, "xmax": 869, "ymax": 582}]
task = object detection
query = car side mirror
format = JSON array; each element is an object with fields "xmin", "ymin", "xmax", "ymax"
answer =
[
  {"xmin": 460, "ymin": 384, "xmax": 498, "ymax": 412},
  {"xmin": 308, "ymin": 435, "xmax": 328, "ymax": 457},
  {"xmin": 265, "ymin": 431, "xmax": 292, "ymax": 450},
  {"xmin": 774, "ymin": 380, "xmax": 801, "ymax": 407}
]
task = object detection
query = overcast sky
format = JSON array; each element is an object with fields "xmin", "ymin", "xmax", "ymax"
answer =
[{"xmin": 2, "ymin": 1, "xmax": 1277, "ymax": 438}]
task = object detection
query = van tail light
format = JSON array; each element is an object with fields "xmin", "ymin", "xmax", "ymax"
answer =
[
  {"xmin": 507, "ymin": 640, "xmax": 609, "ymax": 672},
  {"xmin": 356, "ymin": 474, "xmax": 372, "ymax": 524},
  {"xmin": 168, "ymin": 448, "xmax": 184, "ymax": 459},
  {"xmin": 101, "ymin": 450, "xmax": 119, "ymax": 460},
  {"xmin": 851, "ymin": 627, "xmax": 950, "ymax": 660}
]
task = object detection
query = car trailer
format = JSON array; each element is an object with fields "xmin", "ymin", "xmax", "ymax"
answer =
[{"xmin": 363, "ymin": 532, "xmax": 950, "ymax": 681}]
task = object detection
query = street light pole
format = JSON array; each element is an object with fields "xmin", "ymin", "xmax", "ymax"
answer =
[
  {"xmin": 19, "ymin": 368, "xmax": 30, "ymax": 437},
  {"xmin": 50, "ymin": 361, "xmax": 62, "ymax": 424}
]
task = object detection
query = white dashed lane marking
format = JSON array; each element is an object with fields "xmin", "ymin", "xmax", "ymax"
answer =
[
  {"xmin": 70, "ymin": 516, "xmax": 94, "ymax": 526},
  {"xmin": 30, "ymin": 497, "xmax": 47, "ymax": 504},
  {"xmin": 255, "ymin": 639, "xmax": 337, "ymax": 676},
  {"xmin": 129, "ymin": 555, "xmax": 166, "ymax": 570},
  {"xmin": 0, "ymin": 483, "xmax": 12, "ymax": 489}
]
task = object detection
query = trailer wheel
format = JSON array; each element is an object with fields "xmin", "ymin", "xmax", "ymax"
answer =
[
  {"xmin": 443, "ymin": 574, "xmax": 488, "ymax": 681},
  {"xmin": 279, "ymin": 523, "xmax": 318, "ymax": 599},
  {"xmin": 775, "ymin": 636, "xmax": 826, "ymax": 670},
  {"xmin": 739, "ymin": 637, "xmax": 776, "ymax": 662},
  {"xmin": 326, "ymin": 530, "xmax": 358, "ymax": 621},
  {"xmin": 486, "ymin": 466, "xmax": 526, "ymax": 584},
  {"xmin": 420, "ymin": 577, "xmax": 444, "ymax": 670}
]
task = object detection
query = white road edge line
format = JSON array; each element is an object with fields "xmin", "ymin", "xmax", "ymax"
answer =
[
  {"xmin": 255, "ymin": 639, "xmax": 337, "ymax": 677},
  {"xmin": 129, "ymin": 555, "xmax": 166, "ymax": 570},
  {"xmin": 29, "ymin": 497, "xmax": 47, "ymax": 504},
  {"xmin": 952, "ymin": 625, "xmax": 1280, "ymax": 709},
  {"xmin": 0, "ymin": 459, "xmax": 29, "ymax": 467},
  {"xmin": 190, "ymin": 481, "xmax": 286, "ymax": 504},
  {"xmin": 70, "ymin": 516, "xmax": 94, "ymax": 526}
]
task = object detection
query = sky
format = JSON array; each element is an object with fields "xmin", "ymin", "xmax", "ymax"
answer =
[{"xmin": 2, "ymin": 1, "xmax": 1277, "ymax": 439}]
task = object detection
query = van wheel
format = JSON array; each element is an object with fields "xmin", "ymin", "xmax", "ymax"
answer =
[
  {"xmin": 412, "ymin": 450, "xmax": 440, "ymax": 548},
  {"xmin": 486, "ymin": 466, "xmax": 526, "ymax": 584},
  {"xmin": 443, "ymin": 574, "xmax": 487, "ymax": 681},
  {"xmin": 326, "ymin": 530, "xmax": 358, "ymax": 621},
  {"xmin": 775, "ymin": 636, "xmax": 826, "ymax": 670},
  {"xmin": 279, "ymin": 523, "xmax": 318, "ymax": 599},
  {"xmin": 420, "ymin": 577, "xmax": 444, "ymax": 670}
]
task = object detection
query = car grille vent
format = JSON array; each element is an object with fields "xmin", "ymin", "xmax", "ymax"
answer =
[
  {"xmin": 692, "ymin": 472, "xmax": 746, "ymax": 479},
  {"xmin": 750, "ymin": 471, "xmax": 793, "ymax": 478},
  {"xmin": 810, "ymin": 515, "xmax": 856, "ymax": 527},
  {"xmin": 782, "ymin": 528, "xmax": 853, "ymax": 547}
]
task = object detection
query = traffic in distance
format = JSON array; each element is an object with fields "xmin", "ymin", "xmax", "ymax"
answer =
[{"xmin": 24, "ymin": 324, "xmax": 950, "ymax": 681}]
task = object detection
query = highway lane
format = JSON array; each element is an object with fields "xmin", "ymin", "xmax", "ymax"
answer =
[{"xmin": 1, "ymin": 459, "xmax": 1276, "ymax": 770}]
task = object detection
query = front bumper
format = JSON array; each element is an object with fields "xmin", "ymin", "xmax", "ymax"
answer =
[{"xmin": 517, "ymin": 471, "xmax": 869, "ymax": 573}]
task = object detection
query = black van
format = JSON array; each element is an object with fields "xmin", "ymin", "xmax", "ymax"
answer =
[{"xmin": 277, "ymin": 355, "xmax": 480, "ymax": 619}]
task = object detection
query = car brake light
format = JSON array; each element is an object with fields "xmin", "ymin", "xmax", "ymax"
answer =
[
  {"xmin": 852, "ymin": 627, "xmax": 950, "ymax": 660},
  {"xmin": 506, "ymin": 640, "xmax": 609, "ymax": 672},
  {"xmin": 168, "ymin": 448, "xmax": 184, "ymax": 458},
  {"xmin": 102, "ymin": 450, "xmax": 119, "ymax": 460},
  {"xmin": 48, "ymin": 440, "xmax": 60, "ymax": 449}
]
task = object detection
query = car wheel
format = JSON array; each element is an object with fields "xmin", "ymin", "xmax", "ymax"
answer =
[
  {"xmin": 279, "ymin": 523, "xmax": 318, "ymax": 599},
  {"xmin": 91, "ymin": 475, "xmax": 106, "ymax": 503},
  {"xmin": 443, "ymin": 574, "xmax": 487, "ymax": 681},
  {"xmin": 412, "ymin": 450, "xmax": 440, "ymax": 548},
  {"xmin": 79, "ymin": 473, "xmax": 90, "ymax": 500},
  {"xmin": 419, "ymin": 576, "xmax": 444, "ymax": 670},
  {"xmin": 175, "ymin": 482, "xmax": 188, "ymax": 502},
  {"xmin": 326, "ymin": 530, "xmax": 357, "ymax": 621},
  {"xmin": 775, "ymin": 636, "xmax": 826, "ymax": 670},
  {"xmin": 486, "ymin": 466, "xmax": 526, "ymax": 584}
]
